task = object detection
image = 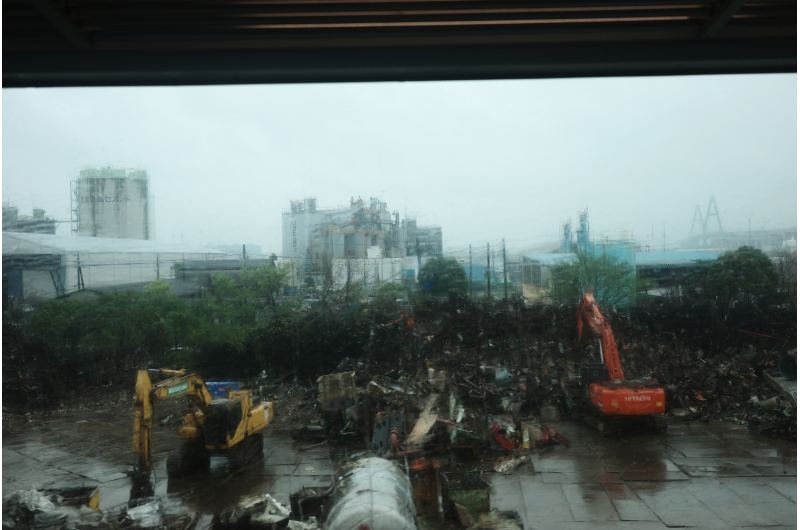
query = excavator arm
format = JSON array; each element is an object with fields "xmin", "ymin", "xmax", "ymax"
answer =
[
  {"xmin": 577, "ymin": 293, "xmax": 625, "ymax": 382},
  {"xmin": 132, "ymin": 369, "xmax": 214, "ymax": 479}
]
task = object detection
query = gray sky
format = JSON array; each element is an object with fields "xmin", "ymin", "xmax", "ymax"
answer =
[{"xmin": 3, "ymin": 74, "xmax": 796, "ymax": 255}]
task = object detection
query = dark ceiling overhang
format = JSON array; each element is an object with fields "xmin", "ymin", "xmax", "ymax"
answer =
[{"xmin": 3, "ymin": 0, "xmax": 796, "ymax": 87}]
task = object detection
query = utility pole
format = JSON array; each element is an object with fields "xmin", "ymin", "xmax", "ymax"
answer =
[
  {"xmin": 77, "ymin": 254, "xmax": 85, "ymax": 290},
  {"xmin": 156, "ymin": 254, "xmax": 159, "ymax": 280},
  {"xmin": 662, "ymin": 222, "xmax": 666, "ymax": 251},
  {"xmin": 502, "ymin": 239, "xmax": 508, "ymax": 300},
  {"xmin": 469, "ymin": 244, "xmax": 473, "ymax": 297},
  {"xmin": 486, "ymin": 243, "xmax": 491, "ymax": 298}
]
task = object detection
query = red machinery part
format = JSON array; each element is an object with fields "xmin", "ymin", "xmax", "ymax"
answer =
[
  {"xmin": 490, "ymin": 424, "xmax": 515, "ymax": 450},
  {"xmin": 540, "ymin": 425, "xmax": 570, "ymax": 447}
]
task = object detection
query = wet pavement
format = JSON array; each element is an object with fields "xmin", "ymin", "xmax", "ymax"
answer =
[
  {"xmin": 2, "ymin": 404, "xmax": 796, "ymax": 529},
  {"xmin": 489, "ymin": 421, "xmax": 796, "ymax": 530}
]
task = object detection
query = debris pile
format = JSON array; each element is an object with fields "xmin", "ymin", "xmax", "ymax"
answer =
[
  {"xmin": 3, "ymin": 489, "xmax": 117, "ymax": 530},
  {"xmin": 253, "ymin": 372, "xmax": 321, "ymax": 428},
  {"xmin": 2, "ymin": 490, "xmax": 200, "ymax": 530},
  {"xmin": 216, "ymin": 494, "xmax": 291, "ymax": 529},
  {"xmin": 360, "ymin": 301, "xmax": 796, "ymax": 437}
]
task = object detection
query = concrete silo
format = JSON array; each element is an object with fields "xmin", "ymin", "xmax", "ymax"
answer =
[{"xmin": 72, "ymin": 167, "xmax": 152, "ymax": 240}]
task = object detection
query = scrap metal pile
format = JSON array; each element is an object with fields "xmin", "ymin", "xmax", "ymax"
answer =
[
  {"xmin": 351, "ymin": 301, "xmax": 796, "ymax": 439},
  {"xmin": 2, "ymin": 489, "xmax": 196, "ymax": 530}
]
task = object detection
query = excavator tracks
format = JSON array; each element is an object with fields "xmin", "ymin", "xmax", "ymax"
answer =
[
  {"xmin": 228, "ymin": 433, "xmax": 264, "ymax": 472},
  {"xmin": 579, "ymin": 406, "xmax": 668, "ymax": 436},
  {"xmin": 166, "ymin": 440, "xmax": 210, "ymax": 479}
]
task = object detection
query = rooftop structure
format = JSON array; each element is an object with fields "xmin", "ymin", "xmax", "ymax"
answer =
[{"xmin": 2, "ymin": 204, "xmax": 59, "ymax": 235}]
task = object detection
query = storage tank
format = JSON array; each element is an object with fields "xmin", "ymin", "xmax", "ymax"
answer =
[
  {"xmin": 325, "ymin": 457, "xmax": 417, "ymax": 530},
  {"xmin": 75, "ymin": 167, "xmax": 151, "ymax": 239}
]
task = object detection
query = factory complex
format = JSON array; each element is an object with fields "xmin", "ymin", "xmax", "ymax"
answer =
[{"xmin": 2, "ymin": 169, "xmax": 796, "ymax": 307}]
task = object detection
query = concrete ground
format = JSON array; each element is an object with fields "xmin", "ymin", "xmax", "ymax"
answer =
[
  {"xmin": 2, "ymin": 404, "xmax": 796, "ymax": 530},
  {"xmin": 490, "ymin": 421, "xmax": 796, "ymax": 530}
]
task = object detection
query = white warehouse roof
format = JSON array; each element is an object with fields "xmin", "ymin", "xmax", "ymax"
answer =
[{"xmin": 3, "ymin": 231, "xmax": 225, "ymax": 255}]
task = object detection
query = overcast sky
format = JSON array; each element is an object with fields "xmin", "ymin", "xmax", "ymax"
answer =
[{"xmin": 3, "ymin": 74, "xmax": 796, "ymax": 255}]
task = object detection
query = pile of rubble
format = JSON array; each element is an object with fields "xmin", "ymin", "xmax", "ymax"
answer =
[
  {"xmin": 360, "ymin": 301, "xmax": 796, "ymax": 439},
  {"xmin": 2, "ymin": 490, "xmax": 201, "ymax": 530}
]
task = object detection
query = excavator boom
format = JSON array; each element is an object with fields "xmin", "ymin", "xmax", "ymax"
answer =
[
  {"xmin": 132, "ymin": 369, "xmax": 215, "ymax": 478},
  {"xmin": 577, "ymin": 293, "xmax": 624, "ymax": 381}
]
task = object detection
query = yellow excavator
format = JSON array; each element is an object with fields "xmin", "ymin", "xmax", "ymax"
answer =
[{"xmin": 132, "ymin": 369, "xmax": 273, "ymax": 490}]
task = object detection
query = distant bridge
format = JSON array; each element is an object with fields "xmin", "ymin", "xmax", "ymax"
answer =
[{"xmin": 679, "ymin": 227, "xmax": 796, "ymax": 252}]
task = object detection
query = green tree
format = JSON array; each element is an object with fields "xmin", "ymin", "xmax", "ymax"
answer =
[
  {"xmin": 370, "ymin": 283, "xmax": 410, "ymax": 323},
  {"xmin": 418, "ymin": 258, "xmax": 468, "ymax": 296},
  {"xmin": 240, "ymin": 263, "xmax": 294, "ymax": 308},
  {"xmin": 29, "ymin": 298, "xmax": 90, "ymax": 357},
  {"xmin": 82, "ymin": 290, "xmax": 141, "ymax": 357},
  {"xmin": 689, "ymin": 246, "xmax": 778, "ymax": 318},
  {"xmin": 133, "ymin": 280, "xmax": 194, "ymax": 360},
  {"xmin": 549, "ymin": 251, "xmax": 637, "ymax": 307},
  {"xmin": 209, "ymin": 263, "xmax": 295, "ymax": 322}
]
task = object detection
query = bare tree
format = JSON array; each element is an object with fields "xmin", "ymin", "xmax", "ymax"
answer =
[
  {"xmin": 337, "ymin": 252, "xmax": 363, "ymax": 304},
  {"xmin": 6, "ymin": 284, "xmax": 37, "ymax": 325},
  {"xmin": 315, "ymin": 252, "xmax": 335, "ymax": 303},
  {"xmin": 313, "ymin": 251, "xmax": 380, "ymax": 305},
  {"xmin": 331, "ymin": 252, "xmax": 380, "ymax": 304}
]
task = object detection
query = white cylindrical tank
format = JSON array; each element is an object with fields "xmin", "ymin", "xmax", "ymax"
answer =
[
  {"xmin": 76, "ymin": 167, "xmax": 151, "ymax": 239},
  {"xmin": 325, "ymin": 458, "xmax": 417, "ymax": 530}
]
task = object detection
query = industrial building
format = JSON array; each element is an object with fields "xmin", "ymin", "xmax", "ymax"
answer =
[
  {"xmin": 522, "ymin": 248, "xmax": 721, "ymax": 292},
  {"xmin": 59, "ymin": 278, "xmax": 204, "ymax": 302},
  {"xmin": 211, "ymin": 243, "xmax": 264, "ymax": 258},
  {"xmin": 71, "ymin": 166, "xmax": 154, "ymax": 240},
  {"xmin": 175, "ymin": 258, "xmax": 277, "ymax": 288},
  {"xmin": 281, "ymin": 196, "xmax": 442, "ymax": 282},
  {"xmin": 523, "ymin": 238, "xmax": 636, "ymax": 286},
  {"xmin": 2, "ymin": 205, "xmax": 59, "ymax": 235},
  {"xmin": 2, "ymin": 231, "xmax": 223, "ymax": 305},
  {"xmin": 636, "ymin": 250, "xmax": 721, "ymax": 287}
]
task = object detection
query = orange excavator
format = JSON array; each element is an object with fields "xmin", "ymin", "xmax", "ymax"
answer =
[{"xmin": 577, "ymin": 293, "xmax": 667, "ymax": 435}]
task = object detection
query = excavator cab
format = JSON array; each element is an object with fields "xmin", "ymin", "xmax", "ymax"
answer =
[
  {"xmin": 580, "ymin": 363, "xmax": 607, "ymax": 388},
  {"xmin": 204, "ymin": 399, "xmax": 244, "ymax": 448}
]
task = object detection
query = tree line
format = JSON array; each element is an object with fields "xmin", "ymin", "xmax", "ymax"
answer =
[{"xmin": 5, "ymin": 245, "xmax": 792, "ymax": 382}]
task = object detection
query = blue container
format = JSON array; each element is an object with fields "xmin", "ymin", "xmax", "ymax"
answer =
[{"xmin": 205, "ymin": 382, "xmax": 239, "ymax": 399}]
